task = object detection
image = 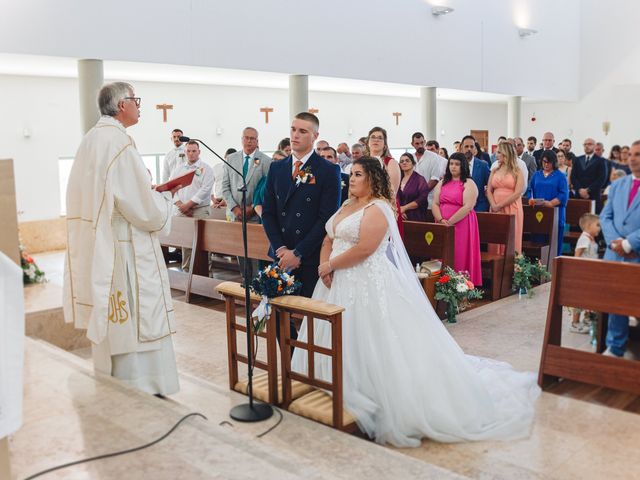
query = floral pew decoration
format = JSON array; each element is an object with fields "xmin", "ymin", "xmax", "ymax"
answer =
[
  {"xmin": 434, "ymin": 267, "xmax": 483, "ymax": 323},
  {"xmin": 512, "ymin": 252, "xmax": 550, "ymax": 298}
]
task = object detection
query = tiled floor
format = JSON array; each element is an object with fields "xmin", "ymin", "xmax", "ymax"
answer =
[{"xmin": 13, "ymin": 250, "xmax": 640, "ymax": 479}]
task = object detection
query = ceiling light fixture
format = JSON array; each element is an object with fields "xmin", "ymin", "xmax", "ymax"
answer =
[
  {"xmin": 518, "ymin": 27, "xmax": 537, "ymax": 38},
  {"xmin": 431, "ymin": 5, "xmax": 454, "ymax": 16}
]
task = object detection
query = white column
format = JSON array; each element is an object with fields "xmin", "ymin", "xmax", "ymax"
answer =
[
  {"xmin": 507, "ymin": 96, "xmax": 522, "ymax": 139},
  {"xmin": 78, "ymin": 59, "xmax": 104, "ymax": 134},
  {"xmin": 289, "ymin": 74, "xmax": 308, "ymax": 121},
  {"xmin": 420, "ymin": 87, "xmax": 437, "ymax": 140}
]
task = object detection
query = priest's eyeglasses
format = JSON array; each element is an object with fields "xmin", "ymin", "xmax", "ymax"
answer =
[{"xmin": 123, "ymin": 97, "xmax": 141, "ymax": 107}]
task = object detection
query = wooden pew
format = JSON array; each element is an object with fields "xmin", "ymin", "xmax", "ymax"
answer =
[
  {"xmin": 158, "ymin": 216, "xmax": 201, "ymax": 302},
  {"xmin": 564, "ymin": 199, "xmax": 595, "ymax": 252},
  {"xmin": 539, "ymin": 257, "xmax": 640, "ymax": 395},
  {"xmin": 403, "ymin": 221, "xmax": 455, "ymax": 315},
  {"xmin": 193, "ymin": 220, "xmax": 272, "ymax": 300},
  {"xmin": 476, "ymin": 212, "xmax": 516, "ymax": 300},
  {"xmin": 522, "ymin": 205, "xmax": 558, "ymax": 273}
]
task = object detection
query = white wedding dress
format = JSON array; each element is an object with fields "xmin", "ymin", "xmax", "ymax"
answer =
[{"xmin": 291, "ymin": 199, "xmax": 540, "ymax": 447}]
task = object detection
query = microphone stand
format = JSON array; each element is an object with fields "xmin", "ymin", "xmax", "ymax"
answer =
[{"xmin": 181, "ymin": 136, "xmax": 273, "ymax": 422}]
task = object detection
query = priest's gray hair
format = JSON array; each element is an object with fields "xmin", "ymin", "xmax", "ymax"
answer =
[{"xmin": 98, "ymin": 82, "xmax": 134, "ymax": 117}]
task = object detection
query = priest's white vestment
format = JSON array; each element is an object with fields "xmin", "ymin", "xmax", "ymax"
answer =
[{"xmin": 63, "ymin": 116, "xmax": 179, "ymax": 395}]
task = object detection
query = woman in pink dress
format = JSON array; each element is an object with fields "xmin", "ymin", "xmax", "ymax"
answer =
[
  {"xmin": 486, "ymin": 142, "xmax": 524, "ymax": 254},
  {"xmin": 432, "ymin": 153, "xmax": 482, "ymax": 286}
]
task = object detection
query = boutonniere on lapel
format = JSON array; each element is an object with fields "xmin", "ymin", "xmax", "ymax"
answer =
[
  {"xmin": 341, "ymin": 179, "xmax": 347, "ymax": 189},
  {"xmin": 253, "ymin": 157, "xmax": 261, "ymax": 166},
  {"xmin": 194, "ymin": 166, "xmax": 203, "ymax": 177},
  {"xmin": 295, "ymin": 166, "xmax": 316, "ymax": 186}
]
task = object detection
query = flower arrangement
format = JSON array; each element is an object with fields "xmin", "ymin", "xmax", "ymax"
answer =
[
  {"xmin": 295, "ymin": 166, "xmax": 316, "ymax": 185},
  {"xmin": 512, "ymin": 252, "xmax": 550, "ymax": 298},
  {"xmin": 20, "ymin": 245, "xmax": 46, "ymax": 284},
  {"xmin": 434, "ymin": 266, "xmax": 483, "ymax": 323},
  {"xmin": 249, "ymin": 264, "xmax": 302, "ymax": 333}
]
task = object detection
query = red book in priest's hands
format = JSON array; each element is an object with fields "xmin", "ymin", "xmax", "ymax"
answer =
[{"xmin": 155, "ymin": 170, "xmax": 196, "ymax": 192}]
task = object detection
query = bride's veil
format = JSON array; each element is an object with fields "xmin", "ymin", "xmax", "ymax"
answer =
[{"xmin": 373, "ymin": 199, "xmax": 437, "ymax": 314}]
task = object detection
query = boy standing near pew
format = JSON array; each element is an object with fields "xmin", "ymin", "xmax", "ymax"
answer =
[{"xmin": 570, "ymin": 213, "xmax": 600, "ymax": 333}]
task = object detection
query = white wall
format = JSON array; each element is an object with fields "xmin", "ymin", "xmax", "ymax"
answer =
[
  {"xmin": 0, "ymin": 74, "xmax": 508, "ymax": 221},
  {"xmin": 0, "ymin": 0, "xmax": 580, "ymax": 100}
]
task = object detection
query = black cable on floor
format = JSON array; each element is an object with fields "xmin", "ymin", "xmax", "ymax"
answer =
[
  {"xmin": 256, "ymin": 406, "xmax": 284, "ymax": 438},
  {"xmin": 23, "ymin": 412, "xmax": 207, "ymax": 480}
]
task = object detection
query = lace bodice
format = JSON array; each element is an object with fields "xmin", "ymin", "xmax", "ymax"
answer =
[{"xmin": 326, "ymin": 202, "xmax": 390, "ymax": 259}]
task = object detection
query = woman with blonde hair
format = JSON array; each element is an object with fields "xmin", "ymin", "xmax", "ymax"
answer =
[{"xmin": 487, "ymin": 141, "xmax": 524, "ymax": 253}]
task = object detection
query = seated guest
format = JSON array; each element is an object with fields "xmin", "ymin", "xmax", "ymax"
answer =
[
  {"xmin": 397, "ymin": 153, "xmax": 430, "ymax": 221},
  {"xmin": 432, "ymin": 153, "xmax": 482, "ymax": 286},
  {"xmin": 460, "ymin": 135, "xmax": 490, "ymax": 212},
  {"xmin": 528, "ymin": 150, "xmax": 569, "ymax": 256},
  {"xmin": 254, "ymin": 150, "xmax": 287, "ymax": 218},
  {"xmin": 604, "ymin": 169, "xmax": 627, "ymax": 196},
  {"xmin": 487, "ymin": 142, "xmax": 525, "ymax": 254}
]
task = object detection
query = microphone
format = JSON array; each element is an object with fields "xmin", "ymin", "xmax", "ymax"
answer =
[{"xmin": 179, "ymin": 136, "xmax": 243, "ymax": 180}]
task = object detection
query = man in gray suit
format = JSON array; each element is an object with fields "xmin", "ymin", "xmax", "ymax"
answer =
[
  {"xmin": 222, "ymin": 127, "xmax": 272, "ymax": 281},
  {"xmin": 514, "ymin": 137, "xmax": 537, "ymax": 190}
]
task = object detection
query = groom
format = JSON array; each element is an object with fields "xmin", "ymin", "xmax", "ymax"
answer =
[{"xmin": 262, "ymin": 112, "xmax": 342, "ymax": 342}]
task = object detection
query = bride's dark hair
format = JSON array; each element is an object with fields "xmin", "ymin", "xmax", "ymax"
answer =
[{"xmin": 352, "ymin": 156, "xmax": 394, "ymax": 203}]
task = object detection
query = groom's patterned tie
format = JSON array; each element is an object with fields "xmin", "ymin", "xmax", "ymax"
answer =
[{"xmin": 292, "ymin": 160, "xmax": 302, "ymax": 180}]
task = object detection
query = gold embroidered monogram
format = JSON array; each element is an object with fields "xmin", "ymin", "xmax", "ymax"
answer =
[{"xmin": 108, "ymin": 291, "xmax": 129, "ymax": 324}]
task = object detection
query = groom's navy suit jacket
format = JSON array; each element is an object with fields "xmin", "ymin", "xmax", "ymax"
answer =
[{"xmin": 262, "ymin": 152, "xmax": 341, "ymax": 297}]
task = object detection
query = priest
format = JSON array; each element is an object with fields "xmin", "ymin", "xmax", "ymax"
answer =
[{"xmin": 63, "ymin": 82, "xmax": 181, "ymax": 396}]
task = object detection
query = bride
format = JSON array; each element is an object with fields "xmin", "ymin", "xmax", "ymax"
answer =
[{"xmin": 291, "ymin": 156, "xmax": 540, "ymax": 447}]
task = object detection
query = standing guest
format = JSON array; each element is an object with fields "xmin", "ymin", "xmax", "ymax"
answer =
[
  {"xmin": 426, "ymin": 140, "xmax": 440, "ymax": 153},
  {"xmin": 604, "ymin": 170, "xmax": 627, "ymax": 196},
  {"xmin": 171, "ymin": 140, "xmax": 215, "ymax": 271},
  {"xmin": 491, "ymin": 139, "xmax": 529, "ymax": 195},
  {"xmin": 438, "ymin": 147, "xmax": 449, "ymax": 159},
  {"xmin": 212, "ymin": 147, "xmax": 236, "ymax": 209},
  {"xmin": 278, "ymin": 137, "xmax": 292, "ymax": 156},
  {"xmin": 594, "ymin": 142, "xmax": 605, "ymax": 158},
  {"xmin": 533, "ymin": 132, "xmax": 559, "ymax": 169},
  {"xmin": 556, "ymin": 150, "xmax": 571, "ymax": 179},
  {"xmin": 514, "ymin": 137, "xmax": 537, "ymax": 190},
  {"xmin": 320, "ymin": 147, "xmax": 350, "ymax": 205},
  {"xmin": 366, "ymin": 126, "xmax": 403, "ymax": 236},
  {"xmin": 262, "ymin": 112, "xmax": 341, "ymax": 344},
  {"xmin": 490, "ymin": 136, "xmax": 507, "ymax": 164},
  {"xmin": 461, "ymin": 135, "xmax": 490, "ymax": 212},
  {"xmin": 608, "ymin": 145, "xmax": 622, "ymax": 162},
  {"xmin": 570, "ymin": 213, "xmax": 601, "ymax": 333},
  {"xmin": 476, "ymin": 141, "xmax": 491, "ymax": 164},
  {"xmin": 528, "ymin": 150, "xmax": 569, "ymax": 256},
  {"xmin": 432, "ymin": 153, "xmax": 482, "ymax": 286},
  {"xmin": 336, "ymin": 142, "xmax": 352, "ymax": 172},
  {"xmin": 397, "ymin": 153, "xmax": 430, "ymax": 221},
  {"xmin": 222, "ymin": 127, "xmax": 272, "ymax": 281},
  {"xmin": 452, "ymin": 141, "xmax": 461, "ymax": 153},
  {"xmin": 254, "ymin": 150, "xmax": 287, "ymax": 218},
  {"xmin": 315, "ymin": 140, "xmax": 329, "ymax": 154},
  {"xmin": 600, "ymin": 140, "xmax": 640, "ymax": 357},
  {"xmin": 526, "ymin": 136, "xmax": 537, "ymax": 157},
  {"xmin": 358, "ymin": 136, "xmax": 368, "ymax": 146},
  {"xmin": 411, "ymin": 132, "xmax": 427, "ymax": 163},
  {"xmin": 620, "ymin": 145, "xmax": 630, "ymax": 165},
  {"xmin": 571, "ymin": 137, "xmax": 608, "ymax": 210},
  {"xmin": 559, "ymin": 138, "xmax": 573, "ymax": 153},
  {"xmin": 487, "ymin": 142, "xmax": 525, "ymax": 254},
  {"xmin": 64, "ymin": 82, "xmax": 180, "ymax": 396},
  {"xmin": 161, "ymin": 128, "xmax": 186, "ymax": 183},
  {"xmin": 343, "ymin": 143, "xmax": 365, "ymax": 174}
]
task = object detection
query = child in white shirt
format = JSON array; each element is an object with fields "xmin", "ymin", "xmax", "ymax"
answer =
[{"xmin": 570, "ymin": 213, "xmax": 600, "ymax": 333}]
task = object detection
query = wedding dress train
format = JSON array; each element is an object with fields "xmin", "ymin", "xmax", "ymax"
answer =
[{"xmin": 291, "ymin": 199, "xmax": 540, "ymax": 447}]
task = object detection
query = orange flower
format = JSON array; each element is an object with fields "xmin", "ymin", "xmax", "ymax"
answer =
[
  {"xmin": 466, "ymin": 280, "xmax": 474, "ymax": 289},
  {"xmin": 277, "ymin": 285, "xmax": 283, "ymax": 292}
]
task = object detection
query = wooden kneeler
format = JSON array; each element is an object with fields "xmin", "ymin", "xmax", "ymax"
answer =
[
  {"xmin": 273, "ymin": 296, "xmax": 357, "ymax": 432},
  {"xmin": 216, "ymin": 282, "xmax": 280, "ymax": 405},
  {"xmin": 539, "ymin": 257, "xmax": 640, "ymax": 395}
]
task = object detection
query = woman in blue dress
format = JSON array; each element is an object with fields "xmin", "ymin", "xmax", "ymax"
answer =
[{"xmin": 528, "ymin": 150, "xmax": 569, "ymax": 256}]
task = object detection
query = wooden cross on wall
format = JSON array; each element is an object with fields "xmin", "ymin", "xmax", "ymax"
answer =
[
  {"xmin": 308, "ymin": 108, "xmax": 319, "ymax": 114},
  {"xmin": 156, "ymin": 104, "xmax": 173, "ymax": 122},
  {"xmin": 392, "ymin": 112, "xmax": 402, "ymax": 125},
  {"xmin": 260, "ymin": 107, "xmax": 274, "ymax": 123}
]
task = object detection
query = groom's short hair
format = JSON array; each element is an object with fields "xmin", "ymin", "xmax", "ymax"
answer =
[{"xmin": 295, "ymin": 112, "xmax": 319, "ymax": 131}]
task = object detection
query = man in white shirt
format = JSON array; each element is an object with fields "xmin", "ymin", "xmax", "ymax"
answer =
[
  {"xmin": 171, "ymin": 140, "xmax": 214, "ymax": 270},
  {"xmin": 161, "ymin": 128, "xmax": 186, "ymax": 183},
  {"xmin": 414, "ymin": 140, "xmax": 448, "ymax": 207}
]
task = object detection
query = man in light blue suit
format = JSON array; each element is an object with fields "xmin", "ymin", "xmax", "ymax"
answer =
[
  {"xmin": 461, "ymin": 135, "xmax": 490, "ymax": 212},
  {"xmin": 600, "ymin": 140, "xmax": 640, "ymax": 357}
]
